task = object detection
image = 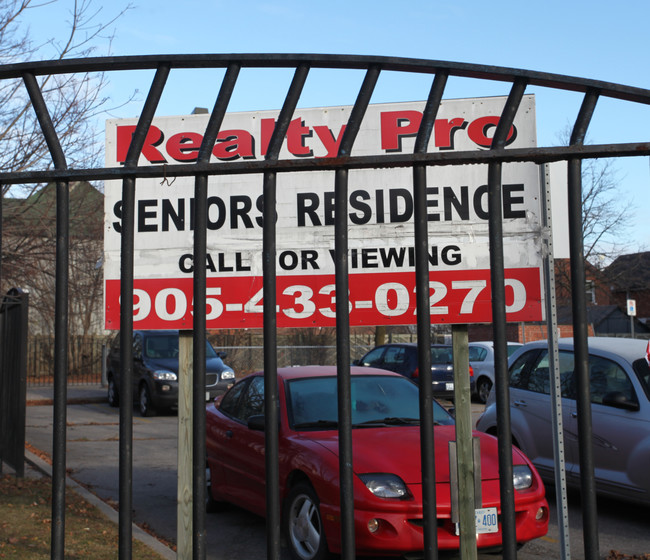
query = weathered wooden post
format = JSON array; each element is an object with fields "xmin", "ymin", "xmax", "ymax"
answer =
[{"xmin": 177, "ymin": 330, "xmax": 193, "ymax": 559}]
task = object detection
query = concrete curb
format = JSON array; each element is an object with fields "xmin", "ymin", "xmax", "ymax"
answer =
[
  {"xmin": 26, "ymin": 396, "xmax": 108, "ymax": 406},
  {"xmin": 24, "ymin": 449, "xmax": 177, "ymax": 560}
]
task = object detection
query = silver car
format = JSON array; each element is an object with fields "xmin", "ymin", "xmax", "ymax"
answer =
[
  {"xmin": 469, "ymin": 341, "xmax": 522, "ymax": 403},
  {"xmin": 476, "ymin": 337, "xmax": 650, "ymax": 506}
]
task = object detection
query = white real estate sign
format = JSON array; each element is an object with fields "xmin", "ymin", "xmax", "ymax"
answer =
[{"xmin": 104, "ymin": 95, "xmax": 544, "ymax": 330}]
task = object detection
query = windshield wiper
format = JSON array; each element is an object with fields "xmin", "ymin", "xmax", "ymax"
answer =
[
  {"xmin": 293, "ymin": 419, "xmax": 338, "ymax": 429},
  {"xmin": 353, "ymin": 417, "xmax": 420, "ymax": 427}
]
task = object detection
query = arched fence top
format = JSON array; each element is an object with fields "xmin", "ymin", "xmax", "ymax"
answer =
[
  {"xmin": 1, "ymin": 53, "xmax": 650, "ymax": 104},
  {"xmin": 1, "ymin": 53, "xmax": 649, "ymax": 186}
]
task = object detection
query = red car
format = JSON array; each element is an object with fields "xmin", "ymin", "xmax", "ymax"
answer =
[{"xmin": 206, "ymin": 366, "xmax": 548, "ymax": 559}]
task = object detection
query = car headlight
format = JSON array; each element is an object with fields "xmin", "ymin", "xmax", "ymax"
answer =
[
  {"xmin": 513, "ymin": 465, "xmax": 533, "ymax": 490},
  {"xmin": 152, "ymin": 371, "xmax": 177, "ymax": 381},
  {"xmin": 358, "ymin": 473, "xmax": 410, "ymax": 499},
  {"xmin": 221, "ymin": 370, "xmax": 235, "ymax": 380}
]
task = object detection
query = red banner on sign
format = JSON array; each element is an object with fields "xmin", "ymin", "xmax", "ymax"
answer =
[{"xmin": 104, "ymin": 267, "xmax": 542, "ymax": 330}]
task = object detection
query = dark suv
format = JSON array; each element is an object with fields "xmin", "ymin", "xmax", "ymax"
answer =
[
  {"xmin": 105, "ymin": 330, "xmax": 235, "ymax": 416},
  {"xmin": 354, "ymin": 343, "xmax": 474, "ymax": 400}
]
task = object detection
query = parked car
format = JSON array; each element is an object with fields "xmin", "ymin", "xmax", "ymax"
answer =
[
  {"xmin": 469, "ymin": 341, "xmax": 523, "ymax": 403},
  {"xmin": 476, "ymin": 337, "xmax": 650, "ymax": 506},
  {"xmin": 106, "ymin": 330, "xmax": 235, "ymax": 416},
  {"xmin": 353, "ymin": 343, "xmax": 473, "ymax": 400},
  {"xmin": 206, "ymin": 365, "xmax": 549, "ymax": 558}
]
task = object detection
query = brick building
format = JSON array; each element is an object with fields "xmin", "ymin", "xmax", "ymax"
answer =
[{"xmin": 605, "ymin": 251, "xmax": 650, "ymax": 325}]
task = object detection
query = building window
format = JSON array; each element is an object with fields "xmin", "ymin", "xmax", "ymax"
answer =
[{"xmin": 585, "ymin": 280, "xmax": 596, "ymax": 304}]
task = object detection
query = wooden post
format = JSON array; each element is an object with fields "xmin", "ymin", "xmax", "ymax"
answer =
[
  {"xmin": 177, "ymin": 331, "xmax": 193, "ymax": 559},
  {"xmin": 374, "ymin": 325, "xmax": 386, "ymax": 346},
  {"xmin": 452, "ymin": 324, "xmax": 477, "ymax": 559}
]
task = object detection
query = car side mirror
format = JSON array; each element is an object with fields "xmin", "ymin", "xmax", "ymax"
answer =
[
  {"xmin": 352, "ymin": 359, "xmax": 360, "ymax": 365},
  {"xmin": 247, "ymin": 414, "xmax": 265, "ymax": 431},
  {"xmin": 217, "ymin": 351, "xmax": 227, "ymax": 360},
  {"xmin": 602, "ymin": 391, "xmax": 640, "ymax": 411}
]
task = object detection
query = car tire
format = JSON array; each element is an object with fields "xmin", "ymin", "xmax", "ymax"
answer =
[
  {"xmin": 206, "ymin": 463, "xmax": 227, "ymax": 513},
  {"xmin": 477, "ymin": 377, "xmax": 492, "ymax": 404},
  {"xmin": 138, "ymin": 383, "xmax": 155, "ymax": 417},
  {"xmin": 107, "ymin": 376, "xmax": 119, "ymax": 407},
  {"xmin": 284, "ymin": 482, "xmax": 329, "ymax": 560}
]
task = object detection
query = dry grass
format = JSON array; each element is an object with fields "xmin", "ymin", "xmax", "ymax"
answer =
[{"xmin": 0, "ymin": 472, "xmax": 170, "ymax": 559}]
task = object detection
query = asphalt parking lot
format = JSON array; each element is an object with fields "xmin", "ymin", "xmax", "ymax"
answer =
[{"xmin": 23, "ymin": 384, "xmax": 650, "ymax": 559}]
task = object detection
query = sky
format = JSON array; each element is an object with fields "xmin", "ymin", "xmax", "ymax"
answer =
[{"xmin": 20, "ymin": 0, "xmax": 650, "ymax": 254}]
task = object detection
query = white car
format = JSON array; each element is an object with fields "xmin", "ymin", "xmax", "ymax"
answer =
[
  {"xmin": 469, "ymin": 341, "xmax": 523, "ymax": 403},
  {"xmin": 476, "ymin": 337, "xmax": 650, "ymax": 506}
]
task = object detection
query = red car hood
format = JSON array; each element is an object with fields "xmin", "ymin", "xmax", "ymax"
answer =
[{"xmin": 310, "ymin": 425, "xmax": 511, "ymax": 484}]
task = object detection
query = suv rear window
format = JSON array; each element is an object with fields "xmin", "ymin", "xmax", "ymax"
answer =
[{"xmin": 430, "ymin": 346, "xmax": 453, "ymax": 364}]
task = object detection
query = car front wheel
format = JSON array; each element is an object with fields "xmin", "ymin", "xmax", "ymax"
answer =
[
  {"xmin": 206, "ymin": 463, "xmax": 227, "ymax": 513},
  {"xmin": 284, "ymin": 482, "xmax": 329, "ymax": 560},
  {"xmin": 476, "ymin": 377, "xmax": 493, "ymax": 404},
  {"xmin": 107, "ymin": 377, "xmax": 119, "ymax": 407},
  {"xmin": 138, "ymin": 383, "xmax": 155, "ymax": 417}
]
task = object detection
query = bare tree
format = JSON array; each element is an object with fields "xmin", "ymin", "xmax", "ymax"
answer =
[
  {"xmin": 555, "ymin": 127, "xmax": 633, "ymax": 265},
  {"xmin": 3, "ymin": 181, "xmax": 104, "ymax": 335},
  {"xmin": 552, "ymin": 122, "xmax": 635, "ymax": 307},
  {"xmin": 580, "ymin": 157, "xmax": 633, "ymax": 265},
  {"xmin": 0, "ymin": 0, "xmax": 132, "ymax": 197},
  {"xmin": 0, "ymin": 0, "xmax": 131, "ymax": 338}
]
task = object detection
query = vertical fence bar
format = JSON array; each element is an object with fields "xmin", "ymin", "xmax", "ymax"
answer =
[
  {"xmin": 189, "ymin": 194, "xmax": 206, "ymax": 560},
  {"xmin": 413, "ymin": 70, "xmax": 448, "ymax": 560},
  {"xmin": 0, "ymin": 189, "xmax": 2, "ymax": 293},
  {"xmin": 568, "ymin": 88, "xmax": 600, "ymax": 560},
  {"xmin": 22, "ymin": 71, "xmax": 70, "ymax": 560},
  {"xmin": 192, "ymin": 63, "xmax": 240, "ymax": 560},
  {"xmin": 51, "ymin": 177, "xmax": 69, "ymax": 560},
  {"xmin": 117, "ymin": 169, "xmax": 135, "ymax": 560},
  {"xmin": 262, "ymin": 166, "xmax": 281, "ymax": 559},
  {"xmin": 335, "ymin": 65, "xmax": 380, "ymax": 560},
  {"xmin": 488, "ymin": 77, "xmax": 527, "ymax": 560},
  {"xmin": 263, "ymin": 64, "xmax": 310, "ymax": 560},
  {"xmin": 119, "ymin": 64, "xmax": 170, "ymax": 560}
]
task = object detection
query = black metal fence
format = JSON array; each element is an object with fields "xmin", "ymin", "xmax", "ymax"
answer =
[
  {"xmin": 1, "ymin": 54, "xmax": 650, "ymax": 560},
  {"xmin": 0, "ymin": 289, "xmax": 29, "ymax": 477}
]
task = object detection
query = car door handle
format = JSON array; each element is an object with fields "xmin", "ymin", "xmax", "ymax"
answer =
[
  {"xmin": 513, "ymin": 400, "xmax": 527, "ymax": 407},
  {"xmin": 225, "ymin": 430, "xmax": 233, "ymax": 439},
  {"xmin": 571, "ymin": 412, "xmax": 578, "ymax": 418}
]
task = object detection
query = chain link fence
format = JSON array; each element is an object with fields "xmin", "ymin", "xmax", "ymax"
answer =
[
  {"xmin": 25, "ymin": 334, "xmax": 381, "ymax": 385},
  {"xmin": 26, "ymin": 335, "xmax": 112, "ymax": 386},
  {"xmin": 219, "ymin": 344, "xmax": 376, "ymax": 378}
]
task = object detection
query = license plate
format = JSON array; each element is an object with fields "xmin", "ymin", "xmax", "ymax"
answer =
[
  {"xmin": 475, "ymin": 507, "xmax": 499, "ymax": 534},
  {"xmin": 445, "ymin": 382, "xmax": 454, "ymax": 391}
]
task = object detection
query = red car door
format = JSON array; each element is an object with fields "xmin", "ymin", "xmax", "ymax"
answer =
[{"xmin": 211, "ymin": 376, "xmax": 267, "ymax": 515}]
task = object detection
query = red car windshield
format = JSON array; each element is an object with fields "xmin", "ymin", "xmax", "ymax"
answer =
[{"xmin": 286, "ymin": 375, "xmax": 454, "ymax": 430}]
